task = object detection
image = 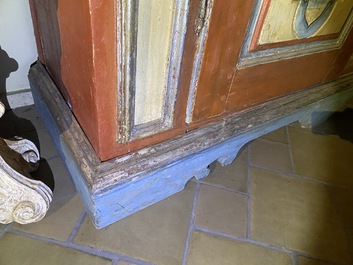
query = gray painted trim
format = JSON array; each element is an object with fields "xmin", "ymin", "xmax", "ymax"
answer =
[
  {"xmin": 238, "ymin": 0, "xmax": 353, "ymax": 68},
  {"xmin": 116, "ymin": 0, "xmax": 136, "ymax": 143},
  {"xmin": 118, "ymin": 0, "xmax": 190, "ymax": 141},
  {"xmin": 295, "ymin": 0, "xmax": 336, "ymax": 38}
]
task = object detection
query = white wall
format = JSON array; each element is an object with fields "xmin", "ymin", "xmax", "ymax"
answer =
[{"xmin": 0, "ymin": 0, "xmax": 37, "ymax": 107}]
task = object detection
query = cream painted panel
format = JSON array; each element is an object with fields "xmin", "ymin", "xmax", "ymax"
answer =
[
  {"xmin": 258, "ymin": 0, "xmax": 298, "ymax": 45},
  {"xmin": 258, "ymin": 0, "xmax": 353, "ymax": 45},
  {"xmin": 134, "ymin": 0, "xmax": 175, "ymax": 125},
  {"xmin": 315, "ymin": 0, "xmax": 353, "ymax": 36}
]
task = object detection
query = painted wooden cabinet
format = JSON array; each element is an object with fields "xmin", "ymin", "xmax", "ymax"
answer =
[
  {"xmin": 29, "ymin": 0, "xmax": 353, "ymax": 228},
  {"xmin": 30, "ymin": 0, "xmax": 353, "ymax": 160}
]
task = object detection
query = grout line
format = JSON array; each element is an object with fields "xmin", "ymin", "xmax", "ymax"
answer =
[
  {"xmin": 45, "ymin": 154, "xmax": 61, "ymax": 161},
  {"xmin": 51, "ymin": 191, "xmax": 78, "ymax": 203},
  {"xmin": 9, "ymin": 228, "xmax": 118, "ymax": 261},
  {"xmin": 291, "ymin": 252, "xmax": 298, "ymax": 265},
  {"xmin": 116, "ymin": 257, "xmax": 156, "ymax": 265},
  {"xmin": 193, "ymin": 225, "xmax": 293, "ymax": 254},
  {"xmin": 67, "ymin": 209, "xmax": 87, "ymax": 242},
  {"xmin": 0, "ymin": 223, "xmax": 12, "ymax": 239},
  {"xmin": 246, "ymin": 145, "xmax": 251, "ymax": 239},
  {"xmin": 286, "ymin": 126, "xmax": 296, "ymax": 174},
  {"xmin": 181, "ymin": 182, "xmax": 201, "ymax": 265},
  {"xmin": 292, "ymin": 251, "xmax": 347, "ymax": 265},
  {"xmin": 256, "ymin": 137, "xmax": 290, "ymax": 146},
  {"xmin": 249, "ymin": 163, "xmax": 335, "ymax": 187},
  {"xmin": 195, "ymin": 179, "xmax": 248, "ymax": 197},
  {"xmin": 8, "ymin": 228, "xmax": 154, "ymax": 265}
]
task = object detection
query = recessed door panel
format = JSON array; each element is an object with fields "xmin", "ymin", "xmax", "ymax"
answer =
[
  {"xmin": 188, "ymin": 0, "xmax": 353, "ymax": 125},
  {"xmin": 117, "ymin": 0, "xmax": 189, "ymax": 141}
]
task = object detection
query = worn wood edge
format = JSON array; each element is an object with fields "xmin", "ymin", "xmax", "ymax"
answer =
[
  {"xmin": 29, "ymin": 61, "xmax": 353, "ymax": 193},
  {"xmin": 88, "ymin": 85, "xmax": 353, "ymax": 228},
  {"xmin": 28, "ymin": 63, "xmax": 100, "ymax": 184},
  {"xmin": 97, "ymin": 74, "xmax": 353, "ymax": 191}
]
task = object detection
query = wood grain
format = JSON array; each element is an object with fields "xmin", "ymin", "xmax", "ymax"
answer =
[
  {"xmin": 29, "ymin": 0, "xmax": 193, "ymax": 161},
  {"xmin": 226, "ymin": 50, "xmax": 339, "ymax": 112},
  {"xmin": 191, "ymin": 0, "xmax": 254, "ymax": 122}
]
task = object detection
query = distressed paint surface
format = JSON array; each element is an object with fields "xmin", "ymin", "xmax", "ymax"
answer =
[
  {"xmin": 191, "ymin": 0, "xmax": 254, "ymax": 121},
  {"xmin": 30, "ymin": 62, "xmax": 353, "ymax": 229},
  {"xmin": 30, "ymin": 0, "xmax": 191, "ymax": 160},
  {"xmin": 226, "ymin": 50, "xmax": 339, "ymax": 112},
  {"xmin": 342, "ymin": 54, "xmax": 353, "ymax": 75},
  {"xmin": 259, "ymin": 0, "xmax": 353, "ymax": 45},
  {"xmin": 134, "ymin": 0, "xmax": 175, "ymax": 124}
]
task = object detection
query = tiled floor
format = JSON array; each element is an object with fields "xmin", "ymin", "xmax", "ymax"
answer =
[{"xmin": 0, "ymin": 105, "xmax": 353, "ymax": 265}]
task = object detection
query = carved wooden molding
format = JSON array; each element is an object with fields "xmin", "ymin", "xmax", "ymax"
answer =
[
  {"xmin": 0, "ymin": 100, "xmax": 52, "ymax": 225},
  {"xmin": 239, "ymin": 0, "xmax": 353, "ymax": 68}
]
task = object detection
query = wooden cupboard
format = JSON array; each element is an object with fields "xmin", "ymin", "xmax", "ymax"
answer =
[{"xmin": 29, "ymin": 0, "xmax": 353, "ymax": 228}]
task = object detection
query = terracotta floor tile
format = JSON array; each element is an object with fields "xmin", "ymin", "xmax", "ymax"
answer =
[
  {"xmin": 0, "ymin": 233, "xmax": 111, "ymax": 265},
  {"xmin": 187, "ymin": 231, "xmax": 292, "ymax": 265},
  {"xmin": 250, "ymin": 139, "xmax": 293, "ymax": 172},
  {"xmin": 22, "ymin": 128, "xmax": 58, "ymax": 160},
  {"xmin": 195, "ymin": 185, "xmax": 247, "ymax": 237},
  {"xmin": 297, "ymin": 256, "xmax": 334, "ymax": 265},
  {"xmin": 346, "ymin": 97, "xmax": 353, "ymax": 107},
  {"xmin": 47, "ymin": 157, "xmax": 76, "ymax": 200},
  {"xmin": 331, "ymin": 187, "xmax": 353, "ymax": 229},
  {"xmin": 75, "ymin": 182, "xmax": 196, "ymax": 265},
  {"xmin": 0, "ymin": 224, "xmax": 7, "ymax": 232},
  {"xmin": 289, "ymin": 127, "xmax": 353, "ymax": 187},
  {"xmin": 13, "ymin": 195, "xmax": 83, "ymax": 241},
  {"xmin": 204, "ymin": 147, "xmax": 248, "ymax": 192},
  {"xmin": 347, "ymin": 229, "xmax": 353, "ymax": 257},
  {"xmin": 261, "ymin": 127, "xmax": 289, "ymax": 144},
  {"xmin": 250, "ymin": 168, "xmax": 351, "ymax": 264}
]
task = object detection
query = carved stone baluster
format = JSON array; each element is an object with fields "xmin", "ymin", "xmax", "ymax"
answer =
[{"xmin": 0, "ymin": 101, "xmax": 52, "ymax": 224}]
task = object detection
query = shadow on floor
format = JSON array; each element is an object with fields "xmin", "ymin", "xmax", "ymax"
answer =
[
  {"xmin": 0, "ymin": 46, "xmax": 54, "ymax": 191},
  {"xmin": 311, "ymin": 108, "xmax": 353, "ymax": 144}
]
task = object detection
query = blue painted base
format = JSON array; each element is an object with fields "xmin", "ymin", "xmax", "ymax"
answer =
[{"xmin": 29, "ymin": 62, "xmax": 353, "ymax": 228}]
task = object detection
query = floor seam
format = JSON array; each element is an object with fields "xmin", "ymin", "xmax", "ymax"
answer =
[
  {"xmin": 256, "ymin": 137, "xmax": 290, "ymax": 146},
  {"xmin": 8, "ymin": 227, "xmax": 156, "ymax": 265},
  {"xmin": 181, "ymin": 182, "xmax": 200, "ymax": 265},
  {"xmin": 195, "ymin": 180, "xmax": 248, "ymax": 196},
  {"xmin": 67, "ymin": 209, "xmax": 87, "ymax": 242},
  {"xmin": 286, "ymin": 126, "xmax": 296, "ymax": 174},
  {"xmin": 193, "ymin": 225, "xmax": 293, "ymax": 254},
  {"xmin": 249, "ymin": 163, "xmax": 336, "ymax": 187},
  {"xmin": 246, "ymin": 144, "xmax": 251, "ymax": 239}
]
